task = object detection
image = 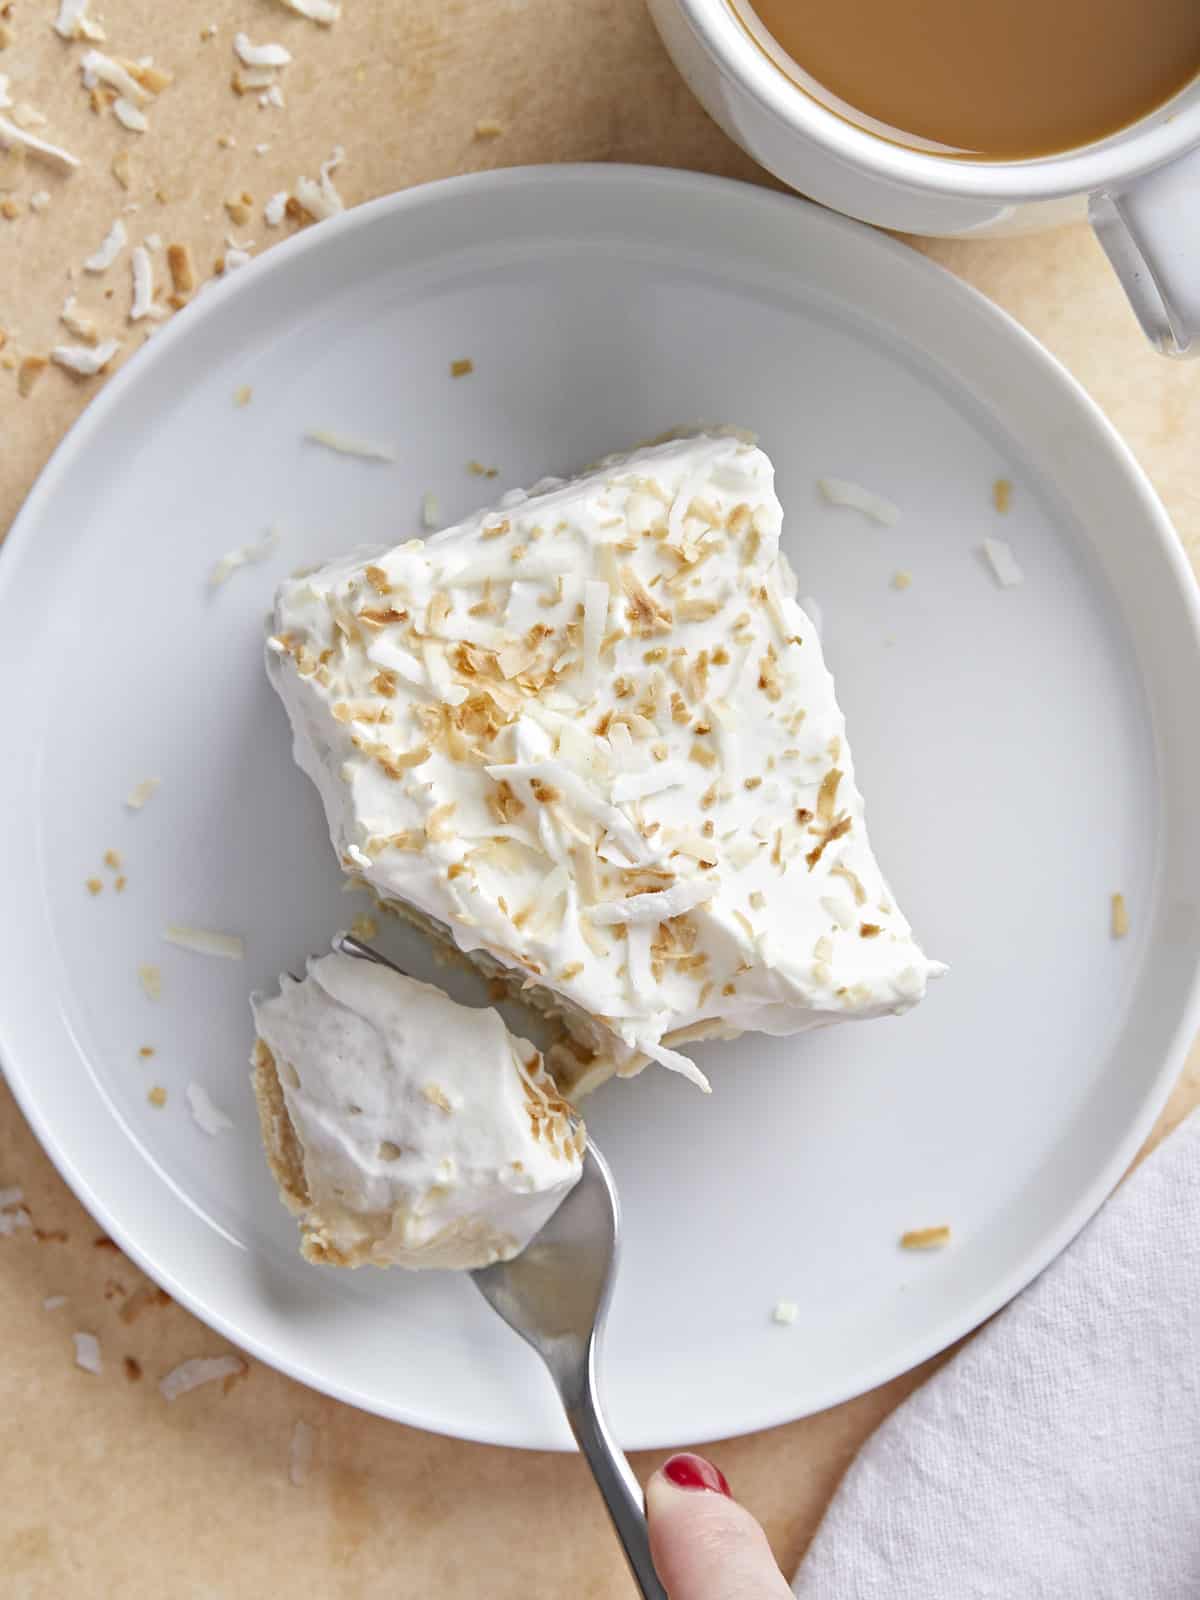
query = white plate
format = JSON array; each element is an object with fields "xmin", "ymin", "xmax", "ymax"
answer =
[{"xmin": 3, "ymin": 167, "xmax": 1200, "ymax": 1451}]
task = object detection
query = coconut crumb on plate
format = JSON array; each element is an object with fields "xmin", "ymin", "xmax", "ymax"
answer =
[
  {"xmin": 1111, "ymin": 892, "xmax": 1129, "ymax": 939},
  {"xmin": 0, "ymin": 1186, "xmax": 23, "ymax": 1210},
  {"xmin": 85, "ymin": 876, "xmax": 103, "ymax": 895},
  {"xmin": 137, "ymin": 962, "xmax": 163, "ymax": 998},
  {"xmin": 159, "ymin": 1354, "xmax": 246, "ymax": 1401},
  {"xmin": 289, "ymin": 1419, "xmax": 315, "ymax": 1485},
  {"xmin": 43, "ymin": 1294, "xmax": 68, "ymax": 1311},
  {"xmin": 186, "ymin": 1083, "xmax": 234, "ymax": 1136},
  {"xmin": 147, "ymin": 1085, "xmax": 167, "ymax": 1107},
  {"xmin": 29, "ymin": 189, "xmax": 50, "ymax": 212},
  {"xmin": 17, "ymin": 355, "xmax": 48, "ymax": 398},
  {"xmin": 263, "ymin": 190, "xmax": 287, "ymax": 226},
  {"xmin": 73, "ymin": 1331, "xmax": 102, "ymax": 1373},
  {"xmin": 163, "ymin": 923, "xmax": 244, "ymax": 959},
  {"xmin": 304, "ymin": 427, "xmax": 395, "ymax": 462},
  {"xmin": 474, "ymin": 119, "xmax": 505, "ymax": 139},
  {"xmin": 993, "ymin": 476, "xmax": 1013, "ymax": 513},
  {"xmin": 0, "ymin": 1207, "xmax": 31, "ymax": 1236},
  {"xmin": 900, "ymin": 1225, "xmax": 951, "ymax": 1250},
  {"xmin": 126, "ymin": 776, "xmax": 160, "ymax": 810},
  {"xmin": 817, "ymin": 476, "xmax": 900, "ymax": 526},
  {"xmin": 450, "ymin": 357, "xmax": 474, "ymax": 377},
  {"xmin": 234, "ymin": 383, "xmax": 252, "ymax": 406},
  {"xmin": 891, "ymin": 570, "xmax": 913, "ymax": 591},
  {"xmin": 981, "ymin": 537, "xmax": 1023, "ymax": 588},
  {"xmin": 210, "ymin": 526, "xmax": 279, "ymax": 586},
  {"xmin": 421, "ymin": 490, "xmax": 440, "ymax": 530},
  {"xmin": 772, "ymin": 1299, "xmax": 798, "ymax": 1326}
]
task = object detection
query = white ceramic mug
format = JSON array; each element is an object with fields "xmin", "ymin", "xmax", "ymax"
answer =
[{"xmin": 648, "ymin": 0, "xmax": 1200, "ymax": 355}]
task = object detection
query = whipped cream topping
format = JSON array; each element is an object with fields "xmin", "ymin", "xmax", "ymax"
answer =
[
  {"xmin": 251, "ymin": 952, "xmax": 584, "ymax": 1269},
  {"xmin": 267, "ymin": 433, "xmax": 942, "ymax": 1090}
]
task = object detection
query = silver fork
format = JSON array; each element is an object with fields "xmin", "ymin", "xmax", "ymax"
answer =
[{"xmin": 334, "ymin": 934, "xmax": 666, "ymax": 1599}]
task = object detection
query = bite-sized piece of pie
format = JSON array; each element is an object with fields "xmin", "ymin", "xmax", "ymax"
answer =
[
  {"xmin": 251, "ymin": 950, "xmax": 584, "ymax": 1270},
  {"xmin": 265, "ymin": 431, "xmax": 942, "ymax": 1095}
]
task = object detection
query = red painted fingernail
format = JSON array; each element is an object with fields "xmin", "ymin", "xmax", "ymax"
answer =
[{"xmin": 662, "ymin": 1452, "xmax": 732, "ymax": 1497}]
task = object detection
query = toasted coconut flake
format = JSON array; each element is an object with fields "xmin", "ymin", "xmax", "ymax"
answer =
[
  {"xmin": 147, "ymin": 1084, "xmax": 167, "ymax": 1107},
  {"xmin": 982, "ymin": 537, "xmax": 1023, "ymax": 588},
  {"xmin": 772, "ymin": 1299, "xmax": 798, "ymax": 1325},
  {"xmin": 54, "ymin": 0, "xmax": 106, "ymax": 41},
  {"xmin": 73, "ymin": 1331, "xmax": 102, "ymax": 1374},
  {"xmin": 295, "ymin": 146, "xmax": 344, "ymax": 220},
  {"xmin": 474, "ymin": 118, "xmax": 505, "ymax": 138},
  {"xmin": 450, "ymin": 357, "xmax": 474, "ymax": 377},
  {"xmin": 83, "ymin": 217, "xmax": 126, "ymax": 272},
  {"xmin": 17, "ymin": 356, "xmax": 48, "ymax": 399},
  {"xmin": 126, "ymin": 776, "xmax": 160, "ymax": 810},
  {"xmin": 234, "ymin": 32, "xmax": 292, "ymax": 65},
  {"xmin": 992, "ymin": 477, "xmax": 1012, "ymax": 513},
  {"xmin": 900, "ymin": 1225, "xmax": 951, "ymax": 1251},
  {"xmin": 167, "ymin": 241, "xmax": 195, "ymax": 297},
  {"xmin": 817, "ymin": 476, "xmax": 900, "ymax": 526},
  {"xmin": 160, "ymin": 1354, "xmax": 246, "ymax": 1401},
  {"xmin": 591, "ymin": 880, "xmax": 715, "ymax": 926},
  {"xmin": 163, "ymin": 924, "xmax": 244, "ymax": 960},
  {"xmin": 273, "ymin": 0, "xmax": 340, "ymax": 22},
  {"xmin": 290, "ymin": 1420, "xmax": 316, "ymax": 1485},
  {"xmin": 137, "ymin": 962, "xmax": 162, "ymax": 999},
  {"xmin": 51, "ymin": 339, "xmax": 119, "ymax": 376},
  {"xmin": 186, "ymin": 1082, "xmax": 234, "ymax": 1135},
  {"xmin": 304, "ymin": 426, "xmax": 395, "ymax": 462},
  {"xmin": 891, "ymin": 570, "xmax": 913, "ymax": 591},
  {"xmin": 210, "ymin": 525, "xmax": 280, "ymax": 586},
  {"xmin": 1111, "ymin": 892, "xmax": 1129, "ymax": 939},
  {"xmin": 113, "ymin": 97, "xmax": 149, "ymax": 132},
  {"xmin": 0, "ymin": 114, "xmax": 80, "ymax": 170}
]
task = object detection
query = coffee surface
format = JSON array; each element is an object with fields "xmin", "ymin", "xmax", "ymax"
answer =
[{"xmin": 733, "ymin": 0, "xmax": 1200, "ymax": 159}]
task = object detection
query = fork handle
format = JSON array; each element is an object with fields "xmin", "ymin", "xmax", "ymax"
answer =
[{"xmin": 558, "ymin": 1345, "xmax": 668, "ymax": 1600}]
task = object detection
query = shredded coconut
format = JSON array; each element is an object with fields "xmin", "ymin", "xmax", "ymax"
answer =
[
  {"xmin": 223, "ymin": 247, "xmax": 252, "ymax": 272},
  {"xmin": 51, "ymin": 339, "xmax": 120, "ymax": 376},
  {"xmin": 186, "ymin": 1083, "xmax": 234, "ymax": 1135},
  {"xmin": 53, "ymin": 0, "xmax": 105, "ymax": 38},
  {"xmin": 81, "ymin": 49, "xmax": 149, "ymax": 103},
  {"xmin": 113, "ymin": 98, "xmax": 149, "ymax": 133},
  {"xmin": 772, "ymin": 1299, "xmax": 798, "ymax": 1325},
  {"xmin": 981, "ymin": 537, "xmax": 1024, "ymax": 588},
  {"xmin": 817, "ymin": 476, "xmax": 901, "ymax": 527},
  {"xmin": 235, "ymin": 32, "xmax": 292, "ymax": 65},
  {"xmin": 83, "ymin": 217, "xmax": 126, "ymax": 272},
  {"xmin": 163, "ymin": 924, "xmax": 245, "ymax": 960},
  {"xmin": 0, "ymin": 115, "xmax": 80, "ymax": 170},
  {"xmin": 0, "ymin": 1186, "xmax": 24, "ymax": 1210},
  {"xmin": 160, "ymin": 1354, "xmax": 246, "ymax": 1400},
  {"xmin": 294, "ymin": 146, "xmax": 344, "ymax": 220},
  {"xmin": 73, "ymin": 1331, "xmax": 102, "ymax": 1374},
  {"xmin": 129, "ymin": 245, "xmax": 163, "ymax": 320},
  {"xmin": 0, "ymin": 1208, "xmax": 31, "ymax": 1236},
  {"xmin": 304, "ymin": 427, "xmax": 395, "ymax": 462},
  {"xmin": 263, "ymin": 190, "xmax": 287, "ymax": 226},
  {"xmin": 126, "ymin": 776, "xmax": 160, "ymax": 810},
  {"xmin": 260, "ymin": 83, "xmax": 286, "ymax": 109},
  {"xmin": 289, "ymin": 1420, "xmax": 315, "ymax": 1485},
  {"xmin": 29, "ymin": 189, "xmax": 51, "ymax": 212},
  {"xmin": 272, "ymin": 0, "xmax": 340, "ymax": 23},
  {"xmin": 210, "ymin": 525, "xmax": 280, "ymax": 586},
  {"xmin": 43, "ymin": 1295, "xmax": 68, "ymax": 1311}
]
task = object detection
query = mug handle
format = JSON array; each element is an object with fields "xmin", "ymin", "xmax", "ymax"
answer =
[{"xmin": 1090, "ymin": 145, "xmax": 1200, "ymax": 358}]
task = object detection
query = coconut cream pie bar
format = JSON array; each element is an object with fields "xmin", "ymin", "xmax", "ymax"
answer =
[
  {"xmin": 252, "ymin": 951, "xmax": 584, "ymax": 1269},
  {"xmin": 265, "ymin": 432, "xmax": 942, "ymax": 1099}
]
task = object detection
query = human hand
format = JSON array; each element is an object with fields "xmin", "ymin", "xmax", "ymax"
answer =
[{"xmin": 646, "ymin": 1453, "xmax": 793, "ymax": 1598}]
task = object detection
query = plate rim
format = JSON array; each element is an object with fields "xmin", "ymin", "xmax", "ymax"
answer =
[{"xmin": 3, "ymin": 162, "xmax": 1199, "ymax": 1450}]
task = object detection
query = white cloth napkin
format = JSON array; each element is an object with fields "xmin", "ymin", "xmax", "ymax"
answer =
[{"xmin": 793, "ymin": 1109, "xmax": 1200, "ymax": 1600}]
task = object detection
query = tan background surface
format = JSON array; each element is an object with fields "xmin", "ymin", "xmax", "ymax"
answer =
[{"xmin": 2, "ymin": 2, "xmax": 1199, "ymax": 1595}]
